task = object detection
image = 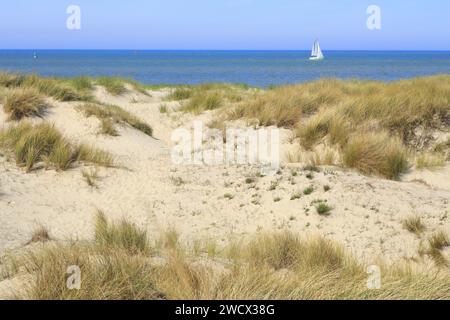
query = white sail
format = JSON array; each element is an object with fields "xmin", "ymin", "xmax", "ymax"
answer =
[
  {"xmin": 316, "ymin": 42, "xmax": 324, "ymax": 59},
  {"xmin": 310, "ymin": 40, "xmax": 324, "ymax": 60},
  {"xmin": 311, "ymin": 42, "xmax": 317, "ymax": 57}
]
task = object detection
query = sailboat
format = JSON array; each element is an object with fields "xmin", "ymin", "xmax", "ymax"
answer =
[
  {"xmin": 309, "ymin": 40, "xmax": 324, "ymax": 61},
  {"xmin": 33, "ymin": 51, "xmax": 38, "ymax": 59}
]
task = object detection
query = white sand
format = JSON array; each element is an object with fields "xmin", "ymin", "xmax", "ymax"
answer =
[{"xmin": 0, "ymin": 86, "xmax": 449, "ymax": 271}]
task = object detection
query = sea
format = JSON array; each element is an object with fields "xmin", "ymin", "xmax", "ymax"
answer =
[{"xmin": 0, "ymin": 50, "xmax": 449, "ymax": 87}]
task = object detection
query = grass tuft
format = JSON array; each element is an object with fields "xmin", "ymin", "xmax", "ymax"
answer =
[
  {"xmin": 181, "ymin": 92, "xmax": 222, "ymax": 114},
  {"xmin": 0, "ymin": 122, "xmax": 113, "ymax": 171},
  {"xmin": 416, "ymin": 152, "xmax": 446, "ymax": 170},
  {"xmin": 316, "ymin": 202, "xmax": 332, "ymax": 215},
  {"xmin": 342, "ymin": 132, "xmax": 409, "ymax": 179},
  {"xmin": 82, "ymin": 167, "xmax": 99, "ymax": 188},
  {"xmin": 29, "ymin": 226, "xmax": 51, "ymax": 244},
  {"xmin": 22, "ymin": 75, "xmax": 91, "ymax": 101},
  {"xmin": 77, "ymin": 103, "xmax": 152, "ymax": 137},
  {"xmin": 402, "ymin": 215, "xmax": 426, "ymax": 236},
  {"xmin": 3, "ymin": 87, "xmax": 48, "ymax": 120},
  {"xmin": 94, "ymin": 210, "xmax": 150, "ymax": 255},
  {"xmin": 303, "ymin": 186, "xmax": 314, "ymax": 195},
  {"xmin": 97, "ymin": 77, "xmax": 127, "ymax": 95},
  {"xmin": 166, "ymin": 88, "xmax": 193, "ymax": 101},
  {"xmin": 9, "ymin": 222, "xmax": 450, "ymax": 300}
]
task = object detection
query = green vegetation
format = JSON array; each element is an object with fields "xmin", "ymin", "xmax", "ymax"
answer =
[
  {"xmin": 77, "ymin": 103, "xmax": 152, "ymax": 137},
  {"xmin": 245, "ymin": 177, "xmax": 256, "ymax": 184},
  {"xmin": 164, "ymin": 83, "xmax": 255, "ymax": 114},
  {"xmin": 95, "ymin": 210, "xmax": 150, "ymax": 255},
  {"xmin": 224, "ymin": 193, "xmax": 234, "ymax": 200},
  {"xmin": 315, "ymin": 202, "xmax": 332, "ymax": 215},
  {"xmin": 70, "ymin": 76, "xmax": 93, "ymax": 91},
  {"xmin": 96, "ymin": 77, "xmax": 127, "ymax": 95},
  {"xmin": 166, "ymin": 88, "xmax": 193, "ymax": 101},
  {"xmin": 290, "ymin": 192, "xmax": 302, "ymax": 200},
  {"xmin": 0, "ymin": 122, "xmax": 113, "ymax": 172},
  {"xmin": 3, "ymin": 87, "xmax": 48, "ymax": 120},
  {"xmin": 303, "ymin": 186, "xmax": 314, "ymax": 195},
  {"xmin": 225, "ymin": 76, "xmax": 450, "ymax": 180},
  {"xmin": 0, "ymin": 72, "xmax": 92, "ymax": 101},
  {"xmin": 416, "ymin": 152, "xmax": 446, "ymax": 169},
  {"xmin": 180, "ymin": 92, "xmax": 223, "ymax": 113},
  {"xmin": 427, "ymin": 231, "xmax": 450, "ymax": 267}
]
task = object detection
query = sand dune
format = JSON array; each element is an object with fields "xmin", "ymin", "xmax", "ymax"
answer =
[{"xmin": 1, "ymin": 85, "xmax": 449, "ymax": 273}]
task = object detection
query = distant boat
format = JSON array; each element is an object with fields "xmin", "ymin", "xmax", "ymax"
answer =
[
  {"xmin": 309, "ymin": 40, "xmax": 324, "ymax": 61},
  {"xmin": 33, "ymin": 51, "xmax": 38, "ymax": 59}
]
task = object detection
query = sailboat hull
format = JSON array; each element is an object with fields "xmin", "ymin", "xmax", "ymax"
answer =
[{"xmin": 309, "ymin": 56, "xmax": 324, "ymax": 61}]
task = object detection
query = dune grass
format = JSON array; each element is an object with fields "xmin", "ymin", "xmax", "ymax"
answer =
[
  {"xmin": 81, "ymin": 167, "xmax": 99, "ymax": 187},
  {"xmin": 427, "ymin": 231, "xmax": 450, "ymax": 267},
  {"xmin": 28, "ymin": 226, "xmax": 51, "ymax": 244},
  {"xmin": 76, "ymin": 103, "xmax": 152, "ymax": 137},
  {"xmin": 0, "ymin": 72, "xmax": 25, "ymax": 88},
  {"xmin": 2, "ymin": 87, "xmax": 49, "ymax": 121},
  {"xmin": 166, "ymin": 88, "xmax": 193, "ymax": 101},
  {"xmin": 0, "ymin": 122, "xmax": 113, "ymax": 171},
  {"xmin": 415, "ymin": 152, "xmax": 446, "ymax": 169},
  {"xmin": 402, "ymin": 215, "xmax": 426, "ymax": 236},
  {"xmin": 165, "ymin": 83, "xmax": 255, "ymax": 114},
  {"xmin": 21, "ymin": 75, "xmax": 92, "ymax": 101},
  {"xmin": 7, "ymin": 218, "xmax": 450, "ymax": 300},
  {"xmin": 0, "ymin": 72, "xmax": 93, "ymax": 101},
  {"xmin": 70, "ymin": 76, "xmax": 93, "ymax": 91},
  {"xmin": 223, "ymin": 76, "xmax": 449, "ymax": 179},
  {"xmin": 96, "ymin": 77, "xmax": 127, "ymax": 96},
  {"xmin": 342, "ymin": 132, "xmax": 409, "ymax": 179},
  {"xmin": 94, "ymin": 210, "xmax": 150, "ymax": 255},
  {"xmin": 180, "ymin": 92, "xmax": 223, "ymax": 113},
  {"xmin": 232, "ymin": 76, "xmax": 450, "ymax": 132}
]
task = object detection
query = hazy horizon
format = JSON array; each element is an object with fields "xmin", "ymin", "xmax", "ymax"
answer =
[{"xmin": 2, "ymin": 49, "xmax": 450, "ymax": 52}]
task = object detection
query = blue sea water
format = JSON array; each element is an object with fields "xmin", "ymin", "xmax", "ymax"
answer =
[{"xmin": 0, "ymin": 50, "xmax": 449, "ymax": 87}]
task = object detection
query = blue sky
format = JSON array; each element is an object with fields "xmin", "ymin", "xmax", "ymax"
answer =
[{"xmin": 1, "ymin": 0, "xmax": 449, "ymax": 50}]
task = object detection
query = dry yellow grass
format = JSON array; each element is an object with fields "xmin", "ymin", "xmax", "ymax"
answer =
[
  {"xmin": 28, "ymin": 226, "xmax": 51, "ymax": 244},
  {"xmin": 415, "ymin": 152, "xmax": 446, "ymax": 169},
  {"xmin": 4, "ymin": 216, "xmax": 450, "ymax": 300},
  {"xmin": 427, "ymin": 231, "xmax": 450, "ymax": 267},
  {"xmin": 94, "ymin": 210, "xmax": 150, "ymax": 255},
  {"xmin": 402, "ymin": 215, "xmax": 426, "ymax": 236},
  {"xmin": 224, "ymin": 76, "xmax": 449, "ymax": 179},
  {"xmin": 3, "ymin": 87, "xmax": 49, "ymax": 121},
  {"xmin": 342, "ymin": 131, "xmax": 409, "ymax": 179}
]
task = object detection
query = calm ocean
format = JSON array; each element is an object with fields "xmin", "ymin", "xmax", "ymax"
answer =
[{"xmin": 0, "ymin": 50, "xmax": 449, "ymax": 87}]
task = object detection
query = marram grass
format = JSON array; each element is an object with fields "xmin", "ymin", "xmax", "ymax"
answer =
[
  {"xmin": 77, "ymin": 103, "xmax": 153, "ymax": 137},
  {"xmin": 6, "ymin": 217, "xmax": 450, "ymax": 300},
  {"xmin": 3, "ymin": 87, "xmax": 49, "ymax": 121},
  {"xmin": 0, "ymin": 122, "xmax": 113, "ymax": 172}
]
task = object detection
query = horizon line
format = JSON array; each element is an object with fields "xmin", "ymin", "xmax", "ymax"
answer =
[{"xmin": 1, "ymin": 49, "xmax": 450, "ymax": 52}]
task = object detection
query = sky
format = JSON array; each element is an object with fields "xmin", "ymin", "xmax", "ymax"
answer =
[{"xmin": 0, "ymin": 0, "xmax": 449, "ymax": 50}]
